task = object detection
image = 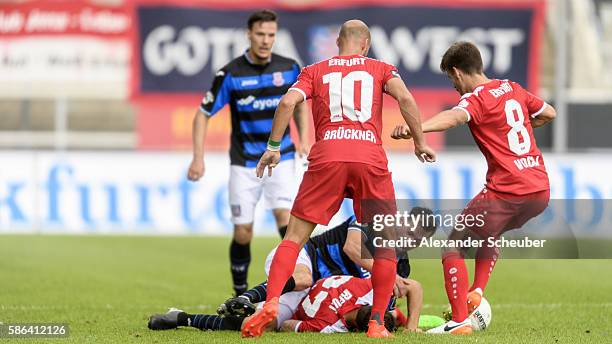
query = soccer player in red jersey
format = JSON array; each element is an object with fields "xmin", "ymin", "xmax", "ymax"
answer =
[
  {"xmin": 392, "ymin": 41, "xmax": 556, "ymax": 334},
  {"xmin": 279, "ymin": 275, "xmax": 396, "ymax": 334},
  {"xmin": 244, "ymin": 20, "xmax": 435, "ymax": 338}
]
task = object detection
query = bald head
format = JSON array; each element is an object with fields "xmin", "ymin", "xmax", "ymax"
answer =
[
  {"xmin": 336, "ymin": 20, "xmax": 371, "ymax": 56},
  {"xmin": 338, "ymin": 19, "xmax": 371, "ymax": 44}
]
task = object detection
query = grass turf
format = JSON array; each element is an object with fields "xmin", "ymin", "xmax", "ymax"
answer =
[{"xmin": 1, "ymin": 235, "xmax": 611, "ymax": 343}]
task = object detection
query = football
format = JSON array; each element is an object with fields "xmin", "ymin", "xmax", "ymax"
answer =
[{"xmin": 469, "ymin": 296, "xmax": 492, "ymax": 331}]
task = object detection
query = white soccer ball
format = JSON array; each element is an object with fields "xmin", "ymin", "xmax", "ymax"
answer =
[{"xmin": 469, "ymin": 296, "xmax": 492, "ymax": 331}]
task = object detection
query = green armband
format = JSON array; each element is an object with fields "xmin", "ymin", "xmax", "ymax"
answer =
[{"xmin": 267, "ymin": 139, "xmax": 281, "ymax": 152}]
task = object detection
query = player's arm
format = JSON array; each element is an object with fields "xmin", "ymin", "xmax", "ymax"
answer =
[
  {"xmin": 281, "ymin": 319, "xmax": 323, "ymax": 332},
  {"xmin": 188, "ymin": 70, "xmax": 231, "ymax": 181},
  {"xmin": 256, "ymin": 89, "xmax": 305, "ymax": 177},
  {"xmin": 293, "ymin": 101, "xmax": 311, "ymax": 157},
  {"xmin": 530, "ymin": 104, "xmax": 556, "ymax": 128},
  {"xmin": 188, "ymin": 111, "xmax": 210, "ymax": 181},
  {"xmin": 279, "ymin": 319, "xmax": 302, "ymax": 332},
  {"xmin": 402, "ymin": 278, "xmax": 423, "ymax": 331},
  {"xmin": 391, "ymin": 108, "xmax": 468, "ymax": 140},
  {"xmin": 385, "ymin": 77, "xmax": 436, "ymax": 162},
  {"xmin": 343, "ymin": 230, "xmax": 373, "ymax": 272}
]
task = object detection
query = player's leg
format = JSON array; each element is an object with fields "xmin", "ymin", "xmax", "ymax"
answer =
[
  {"xmin": 220, "ymin": 248, "xmax": 313, "ymax": 317},
  {"xmin": 351, "ymin": 163, "xmax": 398, "ymax": 338},
  {"xmin": 272, "ymin": 209, "xmax": 290, "ymax": 237},
  {"xmin": 148, "ymin": 308, "xmax": 244, "ymax": 331},
  {"xmin": 428, "ymin": 193, "xmax": 491, "ymax": 335},
  {"xmin": 264, "ymin": 159, "xmax": 295, "ymax": 238},
  {"xmin": 470, "ymin": 189, "xmax": 550, "ymax": 296},
  {"xmin": 242, "ymin": 162, "xmax": 347, "ymax": 337},
  {"xmin": 228, "ymin": 165, "xmax": 263, "ymax": 295},
  {"xmin": 231, "ymin": 223, "xmax": 253, "ymax": 295}
]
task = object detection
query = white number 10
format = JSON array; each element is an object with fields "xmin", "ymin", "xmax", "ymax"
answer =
[{"xmin": 323, "ymin": 71, "xmax": 373, "ymax": 123}]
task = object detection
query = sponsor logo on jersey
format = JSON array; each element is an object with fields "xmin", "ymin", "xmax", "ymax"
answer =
[
  {"xmin": 514, "ymin": 155, "xmax": 541, "ymax": 170},
  {"xmin": 252, "ymin": 96, "xmax": 282, "ymax": 111},
  {"xmin": 216, "ymin": 70, "xmax": 225, "ymax": 77},
  {"xmin": 241, "ymin": 79, "xmax": 259, "ymax": 87},
  {"xmin": 201, "ymin": 91, "xmax": 214, "ymax": 105},
  {"xmin": 323, "ymin": 126, "xmax": 377, "ymax": 143},
  {"xmin": 391, "ymin": 70, "xmax": 401, "ymax": 79},
  {"xmin": 237, "ymin": 95, "xmax": 255, "ymax": 106},
  {"xmin": 272, "ymin": 72, "xmax": 285, "ymax": 86}
]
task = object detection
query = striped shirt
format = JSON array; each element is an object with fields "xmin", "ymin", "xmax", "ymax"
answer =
[{"xmin": 200, "ymin": 51, "xmax": 300, "ymax": 167}]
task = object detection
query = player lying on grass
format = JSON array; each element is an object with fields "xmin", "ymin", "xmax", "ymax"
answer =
[
  {"xmin": 218, "ymin": 208, "xmax": 435, "ymax": 331},
  {"xmin": 148, "ymin": 275, "xmax": 399, "ymax": 334},
  {"xmin": 391, "ymin": 41, "xmax": 555, "ymax": 335},
  {"xmin": 148, "ymin": 210, "xmax": 434, "ymax": 333}
]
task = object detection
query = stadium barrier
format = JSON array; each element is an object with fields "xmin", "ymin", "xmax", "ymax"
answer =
[{"xmin": 0, "ymin": 151, "xmax": 609, "ymax": 237}]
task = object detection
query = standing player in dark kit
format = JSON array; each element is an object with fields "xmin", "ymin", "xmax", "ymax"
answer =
[
  {"xmin": 187, "ymin": 10, "xmax": 310, "ymax": 296},
  {"xmin": 392, "ymin": 41, "xmax": 556, "ymax": 334},
  {"xmin": 246, "ymin": 19, "xmax": 435, "ymax": 338}
]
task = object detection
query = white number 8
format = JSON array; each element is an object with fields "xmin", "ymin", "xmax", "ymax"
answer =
[{"xmin": 505, "ymin": 99, "xmax": 531, "ymax": 155}]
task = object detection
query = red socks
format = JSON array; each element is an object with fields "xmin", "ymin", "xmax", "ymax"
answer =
[
  {"xmin": 442, "ymin": 251, "xmax": 469, "ymax": 322},
  {"xmin": 470, "ymin": 245, "xmax": 500, "ymax": 293},
  {"xmin": 266, "ymin": 240, "xmax": 300, "ymax": 302},
  {"xmin": 371, "ymin": 253, "xmax": 397, "ymax": 323}
]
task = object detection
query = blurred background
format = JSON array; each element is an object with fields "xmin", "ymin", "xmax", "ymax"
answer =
[{"xmin": 0, "ymin": 0, "xmax": 610, "ymax": 236}]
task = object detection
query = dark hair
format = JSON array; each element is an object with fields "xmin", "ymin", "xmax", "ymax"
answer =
[
  {"xmin": 410, "ymin": 207, "xmax": 437, "ymax": 235},
  {"xmin": 247, "ymin": 10, "xmax": 277, "ymax": 30},
  {"xmin": 440, "ymin": 41, "xmax": 483, "ymax": 75},
  {"xmin": 355, "ymin": 306, "xmax": 396, "ymax": 333}
]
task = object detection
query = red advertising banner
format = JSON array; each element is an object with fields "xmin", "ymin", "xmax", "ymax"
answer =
[{"xmin": 0, "ymin": 0, "xmax": 132, "ymax": 98}]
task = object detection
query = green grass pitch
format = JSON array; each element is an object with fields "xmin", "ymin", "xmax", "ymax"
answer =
[{"xmin": 1, "ymin": 235, "xmax": 611, "ymax": 343}]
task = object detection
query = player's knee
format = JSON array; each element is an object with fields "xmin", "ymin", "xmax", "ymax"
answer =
[
  {"xmin": 407, "ymin": 279, "xmax": 423, "ymax": 294},
  {"xmin": 233, "ymin": 224, "xmax": 253, "ymax": 244}
]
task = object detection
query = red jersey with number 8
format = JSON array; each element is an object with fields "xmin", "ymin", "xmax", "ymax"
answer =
[
  {"xmin": 289, "ymin": 55, "xmax": 399, "ymax": 169},
  {"xmin": 454, "ymin": 79, "xmax": 549, "ymax": 195}
]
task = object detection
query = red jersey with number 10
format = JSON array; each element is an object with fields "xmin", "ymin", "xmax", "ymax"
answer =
[
  {"xmin": 454, "ymin": 79, "xmax": 549, "ymax": 195},
  {"xmin": 289, "ymin": 55, "xmax": 399, "ymax": 170}
]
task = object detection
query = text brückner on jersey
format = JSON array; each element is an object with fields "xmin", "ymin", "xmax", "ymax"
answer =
[{"xmin": 323, "ymin": 126, "xmax": 377, "ymax": 143}]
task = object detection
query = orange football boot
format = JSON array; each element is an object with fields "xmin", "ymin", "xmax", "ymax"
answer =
[
  {"xmin": 366, "ymin": 320, "xmax": 394, "ymax": 338},
  {"xmin": 241, "ymin": 297, "xmax": 278, "ymax": 338}
]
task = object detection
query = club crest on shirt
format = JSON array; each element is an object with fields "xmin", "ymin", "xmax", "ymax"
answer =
[
  {"xmin": 272, "ymin": 72, "xmax": 285, "ymax": 87},
  {"xmin": 202, "ymin": 91, "xmax": 214, "ymax": 105}
]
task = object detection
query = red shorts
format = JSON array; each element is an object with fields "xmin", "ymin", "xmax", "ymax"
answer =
[
  {"xmin": 462, "ymin": 187, "xmax": 550, "ymax": 239},
  {"xmin": 291, "ymin": 162, "xmax": 396, "ymax": 225}
]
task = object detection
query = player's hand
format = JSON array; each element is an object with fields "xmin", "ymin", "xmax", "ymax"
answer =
[
  {"xmin": 391, "ymin": 125, "xmax": 412, "ymax": 140},
  {"xmin": 256, "ymin": 150, "xmax": 281, "ymax": 178},
  {"xmin": 414, "ymin": 144, "xmax": 436, "ymax": 163},
  {"xmin": 187, "ymin": 157, "xmax": 205, "ymax": 181},
  {"xmin": 298, "ymin": 142, "xmax": 311, "ymax": 158}
]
